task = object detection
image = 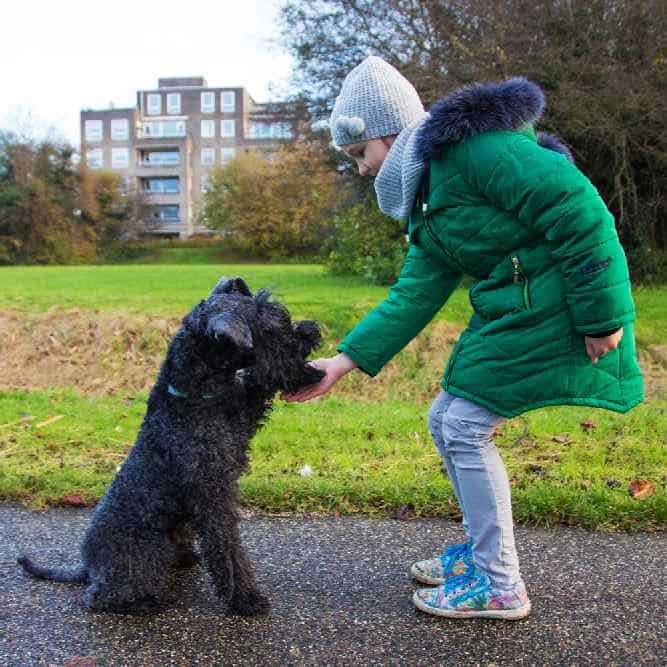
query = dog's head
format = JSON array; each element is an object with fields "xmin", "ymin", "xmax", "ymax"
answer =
[{"xmin": 179, "ymin": 277, "xmax": 323, "ymax": 392}]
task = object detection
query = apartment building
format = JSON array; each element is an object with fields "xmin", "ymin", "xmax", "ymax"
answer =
[{"xmin": 80, "ymin": 76, "xmax": 294, "ymax": 238}]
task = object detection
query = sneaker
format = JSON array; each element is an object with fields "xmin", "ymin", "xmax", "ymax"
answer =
[
  {"xmin": 410, "ymin": 541, "xmax": 472, "ymax": 586},
  {"xmin": 413, "ymin": 565, "xmax": 531, "ymax": 620}
]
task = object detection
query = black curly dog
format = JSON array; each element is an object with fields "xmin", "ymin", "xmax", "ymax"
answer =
[{"xmin": 18, "ymin": 277, "xmax": 323, "ymax": 615}]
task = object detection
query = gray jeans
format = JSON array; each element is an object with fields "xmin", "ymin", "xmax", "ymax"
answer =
[{"xmin": 428, "ymin": 390, "xmax": 523, "ymax": 590}]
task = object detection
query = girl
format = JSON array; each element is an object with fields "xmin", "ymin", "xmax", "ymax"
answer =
[{"xmin": 284, "ymin": 56, "xmax": 643, "ymax": 620}]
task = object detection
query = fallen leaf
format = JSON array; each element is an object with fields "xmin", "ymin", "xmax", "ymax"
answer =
[
  {"xmin": 580, "ymin": 419, "xmax": 597, "ymax": 432},
  {"xmin": 61, "ymin": 493, "xmax": 88, "ymax": 507},
  {"xmin": 64, "ymin": 657, "xmax": 97, "ymax": 667},
  {"xmin": 552, "ymin": 434, "xmax": 573, "ymax": 444},
  {"xmin": 629, "ymin": 479, "xmax": 656, "ymax": 499},
  {"xmin": 606, "ymin": 479, "xmax": 622, "ymax": 488}
]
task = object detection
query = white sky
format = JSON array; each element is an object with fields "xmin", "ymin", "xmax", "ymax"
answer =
[{"xmin": 0, "ymin": 0, "xmax": 293, "ymax": 148}]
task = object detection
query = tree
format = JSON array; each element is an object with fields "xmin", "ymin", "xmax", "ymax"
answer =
[
  {"xmin": 200, "ymin": 142, "xmax": 345, "ymax": 258},
  {"xmin": 0, "ymin": 132, "xmax": 147, "ymax": 264},
  {"xmin": 279, "ymin": 0, "xmax": 667, "ymax": 279}
]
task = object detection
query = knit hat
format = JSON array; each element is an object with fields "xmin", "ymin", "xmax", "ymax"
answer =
[{"xmin": 330, "ymin": 56, "xmax": 425, "ymax": 146}]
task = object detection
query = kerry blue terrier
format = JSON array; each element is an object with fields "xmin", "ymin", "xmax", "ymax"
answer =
[{"xmin": 18, "ymin": 276, "xmax": 323, "ymax": 615}]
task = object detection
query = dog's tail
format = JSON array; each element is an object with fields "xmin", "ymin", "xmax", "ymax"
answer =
[{"xmin": 17, "ymin": 553, "xmax": 88, "ymax": 583}]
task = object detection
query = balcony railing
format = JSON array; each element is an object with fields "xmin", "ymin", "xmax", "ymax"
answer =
[{"xmin": 138, "ymin": 160, "xmax": 180, "ymax": 167}]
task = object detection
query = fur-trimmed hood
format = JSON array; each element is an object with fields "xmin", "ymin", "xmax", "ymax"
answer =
[{"xmin": 416, "ymin": 77, "xmax": 573, "ymax": 163}]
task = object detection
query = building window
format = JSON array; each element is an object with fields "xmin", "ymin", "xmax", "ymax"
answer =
[
  {"xmin": 221, "ymin": 91, "xmax": 236, "ymax": 112},
  {"xmin": 166, "ymin": 93, "xmax": 181, "ymax": 114},
  {"xmin": 110, "ymin": 118, "xmax": 129, "ymax": 141},
  {"xmin": 86, "ymin": 148, "xmax": 103, "ymax": 169},
  {"xmin": 85, "ymin": 120, "xmax": 103, "ymax": 142},
  {"xmin": 147, "ymin": 94, "xmax": 162, "ymax": 115},
  {"xmin": 145, "ymin": 177, "xmax": 180, "ymax": 193},
  {"xmin": 142, "ymin": 150, "xmax": 179, "ymax": 166},
  {"xmin": 201, "ymin": 120, "xmax": 215, "ymax": 138},
  {"xmin": 201, "ymin": 174, "xmax": 210, "ymax": 193},
  {"xmin": 152, "ymin": 204, "xmax": 180, "ymax": 222},
  {"xmin": 221, "ymin": 119, "xmax": 235, "ymax": 138},
  {"xmin": 221, "ymin": 147, "xmax": 236, "ymax": 162},
  {"xmin": 111, "ymin": 148, "xmax": 129, "ymax": 169},
  {"xmin": 201, "ymin": 91, "xmax": 215, "ymax": 113},
  {"xmin": 201, "ymin": 147, "xmax": 215, "ymax": 165},
  {"xmin": 141, "ymin": 120, "xmax": 185, "ymax": 138},
  {"xmin": 247, "ymin": 121, "xmax": 293, "ymax": 140}
]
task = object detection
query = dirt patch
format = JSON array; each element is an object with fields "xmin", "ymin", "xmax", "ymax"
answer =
[
  {"xmin": 0, "ymin": 308, "xmax": 179, "ymax": 395},
  {"xmin": 0, "ymin": 309, "xmax": 665, "ymax": 400}
]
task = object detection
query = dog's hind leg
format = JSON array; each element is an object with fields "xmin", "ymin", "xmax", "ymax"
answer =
[
  {"xmin": 195, "ymin": 499, "xmax": 270, "ymax": 616},
  {"xmin": 80, "ymin": 535, "xmax": 175, "ymax": 614}
]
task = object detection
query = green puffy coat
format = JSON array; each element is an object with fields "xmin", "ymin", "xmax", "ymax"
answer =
[{"xmin": 338, "ymin": 80, "xmax": 644, "ymax": 417}]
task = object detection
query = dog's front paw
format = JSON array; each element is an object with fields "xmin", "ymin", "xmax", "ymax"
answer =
[{"xmin": 229, "ymin": 590, "xmax": 271, "ymax": 616}]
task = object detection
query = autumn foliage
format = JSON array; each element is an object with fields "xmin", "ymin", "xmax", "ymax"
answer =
[
  {"xmin": 0, "ymin": 134, "xmax": 146, "ymax": 264},
  {"xmin": 201, "ymin": 142, "xmax": 343, "ymax": 259}
]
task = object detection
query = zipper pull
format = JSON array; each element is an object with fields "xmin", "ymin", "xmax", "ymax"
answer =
[{"xmin": 511, "ymin": 256, "xmax": 521, "ymax": 284}]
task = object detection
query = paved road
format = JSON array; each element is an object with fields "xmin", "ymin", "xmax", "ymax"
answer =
[{"xmin": 1, "ymin": 504, "xmax": 665, "ymax": 666}]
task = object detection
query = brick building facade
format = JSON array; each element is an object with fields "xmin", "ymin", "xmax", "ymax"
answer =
[{"xmin": 80, "ymin": 76, "xmax": 294, "ymax": 238}]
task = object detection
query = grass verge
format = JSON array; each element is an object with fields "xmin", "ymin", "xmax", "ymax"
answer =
[{"xmin": 1, "ymin": 389, "xmax": 665, "ymax": 531}]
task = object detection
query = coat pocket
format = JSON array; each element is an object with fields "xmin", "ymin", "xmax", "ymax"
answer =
[{"xmin": 469, "ymin": 253, "xmax": 531, "ymax": 321}]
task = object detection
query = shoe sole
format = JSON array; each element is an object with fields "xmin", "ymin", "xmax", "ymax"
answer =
[
  {"xmin": 410, "ymin": 563, "xmax": 445, "ymax": 586},
  {"xmin": 413, "ymin": 591, "xmax": 531, "ymax": 620}
]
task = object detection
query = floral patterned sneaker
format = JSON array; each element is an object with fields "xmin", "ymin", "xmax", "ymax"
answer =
[
  {"xmin": 413, "ymin": 566, "xmax": 531, "ymax": 620},
  {"xmin": 410, "ymin": 541, "xmax": 473, "ymax": 585}
]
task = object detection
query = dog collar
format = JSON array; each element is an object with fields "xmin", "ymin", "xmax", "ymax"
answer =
[{"xmin": 167, "ymin": 384, "xmax": 217, "ymax": 401}]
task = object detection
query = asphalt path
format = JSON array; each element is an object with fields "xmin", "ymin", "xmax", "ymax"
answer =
[{"xmin": 1, "ymin": 504, "xmax": 665, "ymax": 666}]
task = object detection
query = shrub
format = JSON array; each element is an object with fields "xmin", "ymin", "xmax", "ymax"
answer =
[{"xmin": 324, "ymin": 200, "xmax": 407, "ymax": 285}]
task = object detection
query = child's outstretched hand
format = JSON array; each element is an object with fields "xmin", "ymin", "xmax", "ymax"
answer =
[
  {"xmin": 281, "ymin": 353, "xmax": 357, "ymax": 402},
  {"xmin": 584, "ymin": 328, "xmax": 624, "ymax": 364}
]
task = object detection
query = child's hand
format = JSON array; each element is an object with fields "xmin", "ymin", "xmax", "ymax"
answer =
[
  {"xmin": 584, "ymin": 328, "xmax": 624, "ymax": 364},
  {"xmin": 281, "ymin": 353, "xmax": 357, "ymax": 402}
]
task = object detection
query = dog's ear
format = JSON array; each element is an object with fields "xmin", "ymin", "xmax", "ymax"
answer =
[
  {"xmin": 206, "ymin": 312, "xmax": 253, "ymax": 351},
  {"xmin": 293, "ymin": 320, "xmax": 322, "ymax": 356},
  {"xmin": 211, "ymin": 277, "xmax": 252, "ymax": 297}
]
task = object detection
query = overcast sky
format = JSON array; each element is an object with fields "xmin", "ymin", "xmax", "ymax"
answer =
[{"xmin": 0, "ymin": 0, "xmax": 293, "ymax": 148}]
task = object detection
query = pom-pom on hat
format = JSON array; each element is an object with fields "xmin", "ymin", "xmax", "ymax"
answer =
[{"xmin": 329, "ymin": 56, "xmax": 425, "ymax": 147}]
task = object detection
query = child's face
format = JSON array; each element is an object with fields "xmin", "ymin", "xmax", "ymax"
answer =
[{"xmin": 342, "ymin": 137, "xmax": 395, "ymax": 177}]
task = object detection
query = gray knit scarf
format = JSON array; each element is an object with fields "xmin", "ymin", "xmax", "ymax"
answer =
[{"xmin": 374, "ymin": 112, "xmax": 430, "ymax": 221}]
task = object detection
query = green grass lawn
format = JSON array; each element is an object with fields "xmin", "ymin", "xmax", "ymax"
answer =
[{"xmin": 1, "ymin": 263, "xmax": 665, "ymax": 530}]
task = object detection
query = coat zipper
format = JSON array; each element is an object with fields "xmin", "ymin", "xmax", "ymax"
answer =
[{"xmin": 511, "ymin": 255, "xmax": 531, "ymax": 309}]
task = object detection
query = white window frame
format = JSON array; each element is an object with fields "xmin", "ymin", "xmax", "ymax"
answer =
[
  {"xmin": 221, "ymin": 91, "xmax": 236, "ymax": 112},
  {"xmin": 84, "ymin": 120, "xmax": 103, "ymax": 142},
  {"xmin": 110, "ymin": 118, "xmax": 129, "ymax": 141},
  {"xmin": 142, "ymin": 121, "xmax": 186, "ymax": 138},
  {"xmin": 201, "ymin": 147, "xmax": 215, "ymax": 165},
  {"xmin": 166, "ymin": 93, "xmax": 181, "ymax": 114},
  {"xmin": 111, "ymin": 148, "xmax": 129, "ymax": 169},
  {"xmin": 147, "ymin": 93, "xmax": 162, "ymax": 115},
  {"xmin": 221, "ymin": 147, "xmax": 236, "ymax": 162},
  {"xmin": 86, "ymin": 148, "xmax": 103, "ymax": 169},
  {"xmin": 200, "ymin": 120, "xmax": 215, "ymax": 138},
  {"xmin": 201, "ymin": 91, "xmax": 215, "ymax": 113},
  {"xmin": 221, "ymin": 119, "xmax": 236, "ymax": 138}
]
